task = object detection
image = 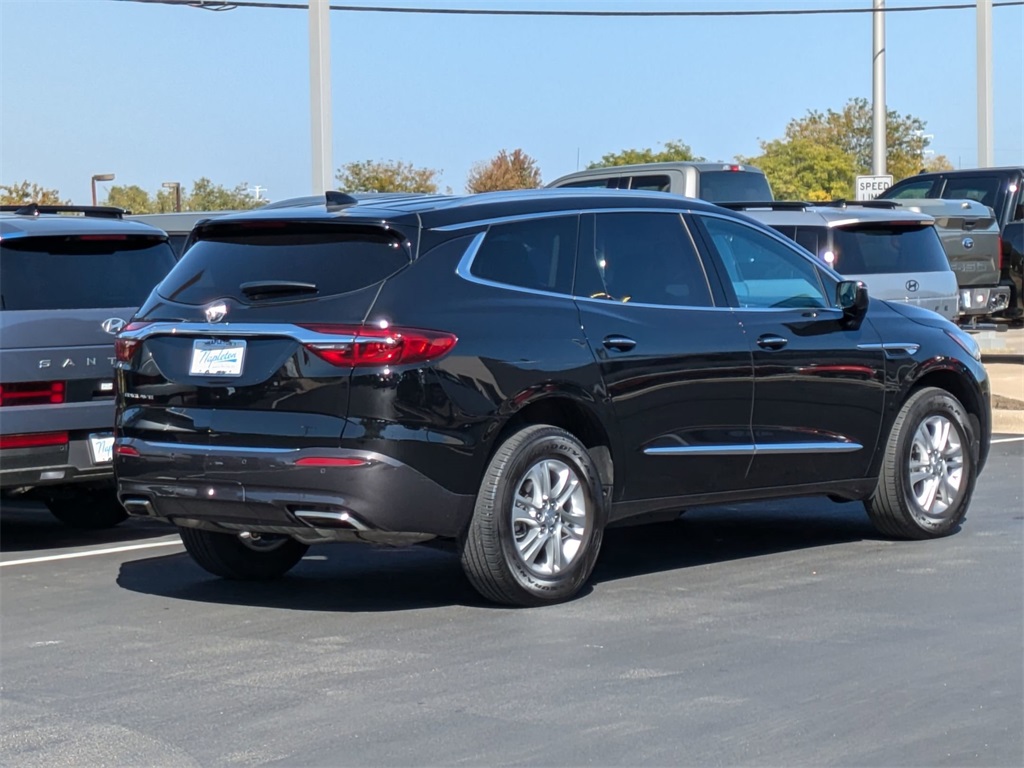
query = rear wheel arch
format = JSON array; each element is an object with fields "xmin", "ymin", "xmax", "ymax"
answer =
[{"xmin": 492, "ymin": 395, "xmax": 614, "ymax": 490}]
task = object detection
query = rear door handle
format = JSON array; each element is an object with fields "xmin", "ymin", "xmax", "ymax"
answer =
[
  {"xmin": 756, "ymin": 334, "xmax": 788, "ymax": 351},
  {"xmin": 602, "ymin": 335, "xmax": 636, "ymax": 352}
]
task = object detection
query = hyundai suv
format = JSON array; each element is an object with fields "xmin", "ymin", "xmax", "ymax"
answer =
[
  {"xmin": 1, "ymin": 204, "xmax": 178, "ymax": 527},
  {"xmin": 114, "ymin": 189, "xmax": 991, "ymax": 605}
]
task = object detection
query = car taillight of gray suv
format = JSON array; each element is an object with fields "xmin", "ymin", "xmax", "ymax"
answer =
[{"xmin": 115, "ymin": 190, "xmax": 991, "ymax": 605}]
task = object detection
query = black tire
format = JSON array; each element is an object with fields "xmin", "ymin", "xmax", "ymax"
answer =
[
  {"xmin": 178, "ymin": 527, "xmax": 309, "ymax": 580},
  {"xmin": 865, "ymin": 387, "xmax": 977, "ymax": 539},
  {"xmin": 460, "ymin": 425, "xmax": 607, "ymax": 606},
  {"xmin": 47, "ymin": 488, "xmax": 128, "ymax": 529}
]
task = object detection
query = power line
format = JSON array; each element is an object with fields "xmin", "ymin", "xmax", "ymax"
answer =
[{"xmin": 116, "ymin": 0, "xmax": 1024, "ymax": 17}]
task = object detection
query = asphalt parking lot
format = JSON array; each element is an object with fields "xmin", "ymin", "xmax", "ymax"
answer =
[{"xmin": 1, "ymin": 434, "xmax": 1021, "ymax": 767}]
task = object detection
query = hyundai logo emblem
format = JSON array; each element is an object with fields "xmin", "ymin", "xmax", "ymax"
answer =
[
  {"xmin": 204, "ymin": 302, "xmax": 228, "ymax": 323},
  {"xmin": 963, "ymin": 237, "xmax": 974, "ymax": 250},
  {"xmin": 905, "ymin": 280, "xmax": 919, "ymax": 292},
  {"xmin": 101, "ymin": 317, "xmax": 127, "ymax": 335}
]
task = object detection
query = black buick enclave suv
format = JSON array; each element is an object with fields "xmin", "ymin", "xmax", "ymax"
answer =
[{"xmin": 114, "ymin": 189, "xmax": 991, "ymax": 606}]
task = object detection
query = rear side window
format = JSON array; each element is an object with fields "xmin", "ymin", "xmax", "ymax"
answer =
[
  {"xmin": 943, "ymin": 176, "xmax": 1001, "ymax": 209},
  {"xmin": 556, "ymin": 178, "xmax": 621, "ymax": 189},
  {"xmin": 470, "ymin": 216, "xmax": 577, "ymax": 294},
  {"xmin": 697, "ymin": 171, "xmax": 772, "ymax": 202},
  {"xmin": 0, "ymin": 235, "xmax": 176, "ymax": 310},
  {"xmin": 880, "ymin": 179, "xmax": 936, "ymax": 199},
  {"xmin": 627, "ymin": 175, "xmax": 671, "ymax": 192},
  {"xmin": 830, "ymin": 224, "xmax": 950, "ymax": 274},
  {"xmin": 157, "ymin": 222, "xmax": 411, "ymax": 305}
]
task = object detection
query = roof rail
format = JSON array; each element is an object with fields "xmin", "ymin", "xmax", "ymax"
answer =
[
  {"xmin": 0, "ymin": 204, "xmax": 127, "ymax": 219},
  {"xmin": 716, "ymin": 201, "xmax": 811, "ymax": 212},
  {"xmin": 822, "ymin": 199, "xmax": 898, "ymax": 210}
]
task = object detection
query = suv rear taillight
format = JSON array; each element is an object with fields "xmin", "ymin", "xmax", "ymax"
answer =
[
  {"xmin": 0, "ymin": 432, "xmax": 68, "ymax": 449},
  {"xmin": 299, "ymin": 324, "xmax": 457, "ymax": 367},
  {"xmin": 115, "ymin": 322, "xmax": 152, "ymax": 364},
  {"xmin": 0, "ymin": 381, "xmax": 66, "ymax": 407}
]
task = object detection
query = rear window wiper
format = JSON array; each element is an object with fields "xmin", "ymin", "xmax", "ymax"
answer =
[{"xmin": 240, "ymin": 280, "xmax": 319, "ymax": 301}]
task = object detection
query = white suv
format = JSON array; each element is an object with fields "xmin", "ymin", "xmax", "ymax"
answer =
[{"xmin": 721, "ymin": 201, "xmax": 959, "ymax": 321}]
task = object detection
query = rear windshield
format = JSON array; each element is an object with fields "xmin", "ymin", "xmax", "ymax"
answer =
[
  {"xmin": 0, "ymin": 235, "xmax": 176, "ymax": 311},
  {"xmin": 157, "ymin": 222, "xmax": 411, "ymax": 305},
  {"xmin": 830, "ymin": 224, "xmax": 950, "ymax": 274},
  {"xmin": 697, "ymin": 171, "xmax": 772, "ymax": 203}
]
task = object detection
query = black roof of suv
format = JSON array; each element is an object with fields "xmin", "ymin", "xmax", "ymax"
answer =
[
  {"xmin": 115, "ymin": 189, "xmax": 990, "ymax": 605},
  {"xmin": 1, "ymin": 206, "xmax": 178, "ymax": 527}
]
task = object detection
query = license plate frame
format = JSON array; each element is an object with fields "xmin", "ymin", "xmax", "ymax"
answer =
[{"xmin": 189, "ymin": 339, "xmax": 247, "ymax": 377}]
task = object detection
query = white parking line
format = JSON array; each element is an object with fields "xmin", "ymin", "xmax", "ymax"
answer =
[
  {"xmin": 991, "ymin": 436, "xmax": 1024, "ymax": 445},
  {"xmin": 0, "ymin": 539, "xmax": 183, "ymax": 568}
]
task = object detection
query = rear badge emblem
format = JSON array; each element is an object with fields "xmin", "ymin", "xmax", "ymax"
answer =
[
  {"xmin": 905, "ymin": 280, "xmax": 919, "ymax": 292},
  {"xmin": 204, "ymin": 302, "xmax": 228, "ymax": 323},
  {"xmin": 962, "ymin": 237, "xmax": 974, "ymax": 250},
  {"xmin": 101, "ymin": 317, "xmax": 127, "ymax": 335}
]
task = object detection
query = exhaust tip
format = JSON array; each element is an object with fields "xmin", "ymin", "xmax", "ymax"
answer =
[
  {"xmin": 292, "ymin": 509, "xmax": 370, "ymax": 531},
  {"xmin": 121, "ymin": 497, "xmax": 156, "ymax": 517}
]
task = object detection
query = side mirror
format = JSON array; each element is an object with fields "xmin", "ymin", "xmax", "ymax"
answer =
[{"xmin": 836, "ymin": 280, "xmax": 869, "ymax": 327}]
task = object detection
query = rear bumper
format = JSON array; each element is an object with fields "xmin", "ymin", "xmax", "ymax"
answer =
[
  {"xmin": 115, "ymin": 439, "xmax": 475, "ymax": 540},
  {"xmin": 0, "ymin": 433, "xmax": 114, "ymax": 491},
  {"xmin": 959, "ymin": 285, "xmax": 1011, "ymax": 316}
]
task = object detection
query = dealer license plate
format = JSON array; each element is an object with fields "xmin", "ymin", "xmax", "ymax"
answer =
[
  {"xmin": 89, "ymin": 433, "xmax": 115, "ymax": 464},
  {"xmin": 189, "ymin": 339, "xmax": 246, "ymax": 376}
]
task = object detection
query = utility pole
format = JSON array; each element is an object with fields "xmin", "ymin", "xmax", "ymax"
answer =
[
  {"xmin": 872, "ymin": 0, "xmax": 887, "ymax": 176},
  {"xmin": 977, "ymin": 0, "xmax": 994, "ymax": 167},
  {"xmin": 309, "ymin": 0, "xmax": 333, "ymax": 194}
]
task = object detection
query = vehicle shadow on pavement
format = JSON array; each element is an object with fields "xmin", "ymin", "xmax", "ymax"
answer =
[
  {"xmin": 0, "ymin": 502, "xmax": 174, "ymax": 554},
  {"xmin": 116, "ymin": 497, "xmax": 885, "ymax": 612}
]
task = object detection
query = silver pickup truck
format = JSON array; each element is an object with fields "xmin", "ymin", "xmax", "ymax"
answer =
[{"xmin": 890, "ymin": 198, "xmax": 1009, "ymax": 324}]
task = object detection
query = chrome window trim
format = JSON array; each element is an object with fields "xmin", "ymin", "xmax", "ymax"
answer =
[
  {"xmin": 644, "ymin": 440, "xmax": 863, "ymax": 457},
  {"xmin": 454, "ymin": 211, "xmax": 720, "ymax": 309}
]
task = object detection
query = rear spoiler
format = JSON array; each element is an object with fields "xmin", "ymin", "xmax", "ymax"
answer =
[{"xmin": 0, "ymin": 204, "xmax": 127, "ymax": 219}]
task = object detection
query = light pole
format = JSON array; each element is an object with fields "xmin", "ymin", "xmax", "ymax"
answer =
[
  {"xmin": 91, "ymin": 173, "xmax": 115, "ymax": 206},
  {"xmin": 162, "ymin": 181, "xmax": 182, "ymax": 212}
]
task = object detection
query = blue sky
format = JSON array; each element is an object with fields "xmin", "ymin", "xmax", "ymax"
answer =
[{"xmin": 1, "ymin": 0, "xmax": 1022, "ymax": 204}]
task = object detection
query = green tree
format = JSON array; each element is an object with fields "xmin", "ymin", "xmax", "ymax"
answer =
[
  {"xmin": 336, "ymin": 160, "xmax": 441, "ymax": 193},
  {"xmin": 740, "ymin": 97, "xmax": 952, "ymax": 199},
  {"xmin": 103, "ymin": 185, "xmax": 156, "ymax": 213},
  {"xmin": 0, "ymin": 180, "xmax": 69, "ymax": 205},
  {"xmin": 185, "ymin": 177, "xmax": 261, "ymax": 211},
  {"xmin": 588, "ymin": 139, "xmax": 704, "ymax": 169},
  {"xmin": 747, "ymin": 137, "xmax": 858, "ymax": 202},
  {"xmin": 466, "ymin": 148, "xmax": 542, "ymax": 193}
]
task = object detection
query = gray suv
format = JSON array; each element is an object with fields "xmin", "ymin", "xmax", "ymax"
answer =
[{"xmin": 0, "ymin": 205, "xmax": 177, "ymax": 527}]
